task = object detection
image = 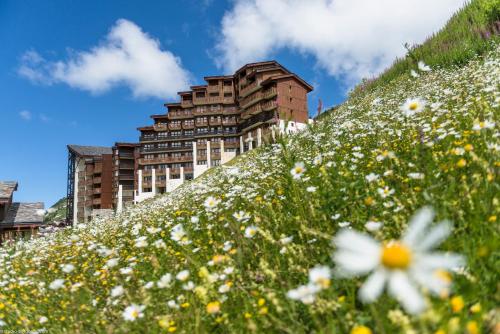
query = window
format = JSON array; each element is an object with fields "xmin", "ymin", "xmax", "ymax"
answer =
[
  {"xmin": 145, "ymin": 154, "xmax": 154, "ymax": 160},
  {"xmin": 197, "ymin": 149, "xmax": 207, "ymax": 156},
  {"xmin": 210, "ymin": 105, "xmax": 220, "ymax": 112},
  {"xmin": 171, "ymin": 131, "xmax": 181, "ymax": 137},
  {"xmin": 158, "ymin": 132, "xmax": 168, "ymax": 139},
  {"xmin": 211, "ymin": 148, "xmax": 220, "ymax": 153},
  {"xmin": 208, "ymin": 80, "xmax": 218, "ymax": 86},
  {"xmin": 171, "ymin": 142, "xmax": 181, "ymax": 148},
  {"xmin": 223, "ymin": 80, "xmax": 232, "ymax": 86},
  {"xmin": 184, "ymin": 162, "xmax": 193, "ymax": 168},
  {"xmin": 209, "ymin": 92, "xmax": 220, "ymax": 97},
  {"xmin": 197, "ymin": 160, "xmax": 207, "ymax": 165},
  {"xmin": 195, "ymin": 92, "xmax": 206, "ymax": 98},
  {"xmin": 144, "ymin": 176, "xmax": 152, "ymax": 182},
  {"xmin": 158, "ymin": 153, "xmax": 167, "ymax": 158},
  {"xmin": 158, "ymin": 143, "xmax": 168, "ymax": 148},
  {"xmin": 224, "ymin": 92, "xmax": 232, "ymax": 97},
  {"xmin": 185, "ymin": 142, "xmax": 193, "ymax": 147},
  {"xmin": 184, "ymin": 130, "xmax": 193, "ymax": 136},
  {"xmin": 211, "ymin": 160, "xmax": 221, "ymax": 167},
  {"xmin": 197, "ymin": 139, "xmax": 207, "ymax": 145},
  {"xmin": 159, "ymin": 164, "xmax": 167, "ymax": 170}
]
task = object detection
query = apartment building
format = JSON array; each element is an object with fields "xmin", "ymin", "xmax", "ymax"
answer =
[
  {"xmin": 135, "ymin": 60, "xmax": 312, "ymax": 200},
  {"xmin": 66, "ymin": 145, "xmax": 114, "ymax": 225},
  {"xmin": 0, "ymin": 181, "xmax": 44, "ymax": 245}
]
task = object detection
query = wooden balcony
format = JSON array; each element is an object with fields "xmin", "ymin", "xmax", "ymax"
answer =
[
  {"xmin": 262, "ymin": 100, "xmax": 277, "ymax": 111},
  {"xmin": 183, "ymin": 123, "xmax": 195, "ymax": 129},
  {"xmin": 93, "ymin": 188, "xmax": 101, "ymax": 195},
  {"xmin": 168, "ymin": 111, "xmax": 193, "ymax": 119},
  {"xmin": 209, "ymin": 119, "xmax": 222, "ymax": 126},
  {"xmin": 154, "ymin": 124, "xmax": 168, "ymax": 131},
  {"xmin": 240, "ymin": 80, "xmax": 259, "ymax": 97},
  {"xmin": 169, "ymin": 123, "xmax": 182, "ymax": 130},
  {"xmin": 181, "ymin": 100, "xmax": 193, "ymax": 108},
  {"xmin": 93, "ymin": 177, "xmax": 101, "ymax": 184},
  {"xmin": 92, "ymin": 198, "xmax": 101, "ymax": 205},
  {"xmin": 222, "ymin": 119, "xmax": 238, "ymax": 126}
]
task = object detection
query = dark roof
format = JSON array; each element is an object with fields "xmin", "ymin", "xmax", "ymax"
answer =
[
  {"xmin": 235, "ymin": 60, "xmax": 281, "ymax": 74},
  {"xmin": 2, "ymin": 202, "xmax": 44, "ymax": 225},
  {"xmin": 0, "ymin": 181, "xmax": 18, "ymax": 200},
  {"xmin": 68, "ymin": 145, "xmax": 112, "ymax": 156},
  {"xmin": 203, "ymin": 75, "xmax": 233, "ymax": 80},
  {"xmin": 260, "ymin": 74, "xmax": 314, "ymax": 92},
  {"xmin": 113, "ymin": 142, "xmax": 139, "ymax": 148}
]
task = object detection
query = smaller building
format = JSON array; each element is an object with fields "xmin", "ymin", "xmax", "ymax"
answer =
[
  {"xmin": 112, "ymin": 142, "xmax": 139, "ymax": 212},
  {"xmin": 66, "ymin": 145, "xmax": 114, "ymax": 225},
  {"xmin": 0, "ymin": 181, "xmax": 44, "ymax": 245}
]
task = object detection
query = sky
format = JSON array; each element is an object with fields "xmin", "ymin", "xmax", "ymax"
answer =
[{"xmin": 0, "ymin": 0, "xmax": 466, "ymax": 207}]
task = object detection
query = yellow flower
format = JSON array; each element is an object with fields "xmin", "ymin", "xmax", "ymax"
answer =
[
  {"xmin": 456, "ymin": 159, "xmax": 467, "ymax": 168},
  {"xmin": 206, "ymin": 301, "xmax": 221, "ymax": 314},
  {"xmin": 257, "ymin": 298, "xmax": 266, "ymax": 306},
  {"xmin": 244, "ymin": 312, "xmax": 252, "ymax": 319},
  {"xmin": 168, "ymin": 326, "xmax": 177, "ymax": 333},
  {"xmin": 258, "ymin": 307, "xmax": 268, "ymax": 315},
  {"xmin": 488, "ymin": 215, "xmax": 497, "ymax": 223},
  {"xmin": 351, "ymin": 325, "xmax": 372, "ymax": 334},
  {"xmin": 466, "ymin": 321, "xmax": 479, "ymax": 334},
  {"xmin": 464, "ymin": 144, "xmax": 473, "ymax": 151},
  {"xmin": 470, "ymin": 302, "xmax": 481, "ymax": 313},
  {"xmin": 450, "ymin": 296, "xmax": 464, "ymax": 313},
  {"xmin": 364, "ymin": 197, "xmax": 374, "ymax": 206}
]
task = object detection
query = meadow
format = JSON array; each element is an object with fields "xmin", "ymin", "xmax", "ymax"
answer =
[{"xmin": 0, "ymin": 1, "xmax": 499, "ymax": 333}]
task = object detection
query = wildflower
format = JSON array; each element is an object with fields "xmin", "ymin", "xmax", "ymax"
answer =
[
  {"xmin": 333, "ymin": 207, "xmax": 463, "ymax": 314},
  {"xmin": 313, "ymin": 155, "xmax": 322, "ymax": 165},
  {"xmin": 286, "ymin": 284, "xmax": 321, "ymax": 304},
  {"xmin": 176, "ymin": 270, "xmax": 190, "ymax": 281},
  {"xmin": 410, "ymin": 69, "xmax": 419, "ymax": 78},
  {"xmin": 182, "ymin": 281, "xmax": 195, "ymax": 290},
  {"xmin": 365, "ymin": 221, "xmax": 382, "ymax": 232},
  {"xmin": 377, "ymin": 186, "xmax": 394, "ymax": 198},
  {"xmin": 154, "ymin": 239, "xmax": 166, "ymax": 248},
  {"xmin": 122, "ymin": 304, "xmax": 145, "ymax": 321},
  {"xmin": 365, "ymin": 173, "xmax": 379, "ymax": 182},
  {"xmin": 49, "ymin": 279, "xmax": 65, "ymax": 290},
  {"xmin": 280, "ymin": 236, "xmax": 293, "ymax": 244},
  {"xmin": 106, "ymin": 258, "xmax": 119, "ymax": 268},
  {"xmin": 167, "ymin": 300, "xmax": 179, "ymax": 309},
  {"xmin": 418, "ymin": 61, "xmax": 431, "ymax": 72},
  {"xmin": 456, "ymin": 159, "xmax": 467, "ymax": 168},
  {"xmin": 61, "ymin": 264, "xmax": 75, "ymax": 273},
  {"xmin": 470, "ymin": 302, "xmax": 481, "ymax": 313},
  {"xmin": 408, "ymin": 173, "xmax": 425, "ymax": 180},
  {"xmin": 233, "ymin": 210, "xmax": 251, "ymax": 222},
  {"xmin": 134, "ymin": 236, "xmax": 148, "ymax": 248},
  {"xmin": 306, "ymin": 186, "xmax": 317, "ymax": 193},
  {"xmin": 218, "ymin": 283, "xmax": 231, "ymax": 293},
  {"xmin": 401, "ymin": 98, "xmax": 426, "ymax": 117},
  {"xmin": 290, "ymin": 162, "xmax": 306, "ymax": 180},
  {"xmin": 170, "ymin": 224, "xmax": 186, "ymax": 242},
  {"xmin": 244, "ymin": 226, "xmax": 258, "ymax": 238},
  {"xmin": 110, "ymin": 285, "xmax": 124, "ymax": 298},
  {"xmin": 120, "ymin": 267, "xmax": 133, "ymax": 275},
  {"xmin": 206, "ymin": 301, "xmax": 221, "ymax": 314},
  {"xmin": 39, "ymin": 316, "xmax": 48, "ymax": 324},
  {"xmin": 450, "ymin": 295, "xmax": 464, "ymax": 313},
  {"xmin": 351, "ymin": 325, "xmax": 372, "ymax": 334},
  {"xmin": 157, "ymin": 273, "xmax": 172, "ymax": 288},
  {"xmin": 466, "ymin": 321, "xmax": 479, "ymax": 334},
  {"xmin": 472, "ymin": 119, "xmax": 495, "ymax": 131},
  {"xmin": 309, "ymin": 265, "xmax": 331, "ymax": 288},
  {"xmin": 204, "ymin": 196, "xmax": 220, "ymax": 210}
]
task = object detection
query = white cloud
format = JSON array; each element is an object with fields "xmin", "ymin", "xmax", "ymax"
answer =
[
  {"xmin": 19, "ymin": 110, "xmax": 32, "ymax": 121},
  {"xmin": 214, "ymin": 0, "xmax": 466, "ymax": 83},
  {"xmin": 19, "ymin": 19, "xmax": 191, "ymax": 99}
]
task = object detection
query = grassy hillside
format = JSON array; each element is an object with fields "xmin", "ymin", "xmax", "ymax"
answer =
[
  {"xmin": 0, "ymin": 3, "xmax": 499, "ymax": 334},
  {"xmin": 44, "ymin": 197, "xmax": 67, "ymax": 224}
]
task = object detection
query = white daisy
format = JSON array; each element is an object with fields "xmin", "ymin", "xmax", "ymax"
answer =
[
  {"xmin": 170, "ymin": 224, "xmax": 186, "ymax": 242},
  {"xmin": 410, "ymin": 69, "xmax": 419, "ymax": 78},
  {"xmin": 176, "ymin": 270, "xmax": 190, "ymax": 281},
  {"xmin": 365, "ymin": 173, "xmax": 379, "ymax": 183},
  {"xmin": 110, "ymin": 285, "xmax": 124, "ymax": 298},
  {"xmin": 401, "ymin": 98, "xmax": 426, "ymax": 117},
  {"xmin": 306, "ymin": 186, "xmax": 317, "ymax": 193},
  {"xmin": 39, "ymin": 316, "xmax": 48, "ymax": 324},
  {"xmin": 61, "ymin": 264, "xmax": 75, "ymax": 273},
  {"xmin": 333, "ymin": 207, "xmax": 464, "ymax": 314},
  {"xmin": 417, "ymin": 61, "xmax": 431, "ymax": 72},
  {"xmin": 49, "ymin": 279, "xmax": 65, "ymax": 290},
  {"xmin": 365, "ymin": 221, "xmax": 383, "ymax": 232},
  {"xmin": 286, "ymin": 283, "xmax": 321, "ymax": 304},
  {"xmin": 472, "ymin": 120, "xmax": 495, "ymax": 131},
  {"xmin": 244, "ymin": 226, "xmax": 258, "ymax": 238},
  {"xmin": 204, "ymin": 196, "xmax": 220, "ymax": 210},
  {"xmin": 377, "ymin": 186, "xmax": 395, "ymax": 199},
  {"xmin": 157, "ymin": 273, "xmax": 172, "ymax": 288},
  {"xmin": 233, "ymin": 211, "xmax": 251, "ymax": 222},
  {"xmin": 308, "ymin": 265, "xmax": 331, "ymax": 288},
  {"xmin": 122, "ymin": 304, "xmax": 145, "ymax": 322},
  {"xmin": 290, "ymin": 162, "xmax": 306, "ymax": 180}
]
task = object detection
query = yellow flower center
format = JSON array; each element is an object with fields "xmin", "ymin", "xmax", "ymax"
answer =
[
  {"xmin": 381, "ymin": 242, "xmax": 412, "ymax": 269},
  {"xmin": 295, "ymin": 167, "xmax": 303, "ymax": 173},
  {"xmin": 409, "ymin": 102, "xmax": 418, "ymax": 110},
  {"xmin": 131, "ymin": 310, "xmax": 138, "ymax": 318}
]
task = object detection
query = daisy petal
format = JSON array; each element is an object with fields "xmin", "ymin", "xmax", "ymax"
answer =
[
  {"xmin": 333, "ymin": 251, "xmax": 380, "ymax": 276},
  {"xmin": 415, "ymin": 221, "xmax": 451, "ymax": 251},
  {"xmin": 388, "ymin": 271, "xmax": 425, "ymax": 314},
  {"xmin": 411, "ymin": 270, "xmax": 449, "ymax": 296},
  {"xmin": 414, "ymin": 253, "xmax": 464, "ymax": 270},
  {"xmin": 359, "ymin": 269, "xmax": 387, "ymax": 303},
  {"xmin": 333, "ymin": 229, "xmax": 381, "ymax": 255},
  {"xmin": 403, "ymin": 207, "xmax": 434, "ymax": 247}
]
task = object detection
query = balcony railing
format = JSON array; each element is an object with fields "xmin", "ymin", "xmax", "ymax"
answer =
[
  {"xmin": 181, "ymin": 100, "xmax": 193, "ymax": 108},
  {"xmin": 154, "ymin": 124, "xmax": 168, "ymax": 131},
  {"xmin": 209, "ymin": 119, "xmax": 222, "ymax": 126},
  {"xmin": 240, "ymin": 80, "xmax": 259, "ymax": 97},
  {"xmin": 168, "ymin": 111, "xmax": 193, "ymax": 119},
  {"xmin": 138, "ymin": 156, "xmax": 193, "ymax": 165},
  {"xmin": 169, "ymin": 124, "xmax": 182, "ymax": 130},
  {"xmin": 222, "ymin": 119, "xmax": 238, "ymax": 126},
  {"xmin": 262, "ymin": 100, "xmax": 277, "ymax": 111}
]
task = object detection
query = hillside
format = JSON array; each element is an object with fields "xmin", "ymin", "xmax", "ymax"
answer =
[
  {"xmin": 43, "ymin": 197, "xmax": 67, "ymax": 225},
  {"xmin": 0, "ymin": 3, "xmax": 499, "ymax": 334}
]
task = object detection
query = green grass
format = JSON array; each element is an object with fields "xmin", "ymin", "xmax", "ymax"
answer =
[{"xmin": 0, "ymin": 2, "xmax": 499, "ymax": 333}]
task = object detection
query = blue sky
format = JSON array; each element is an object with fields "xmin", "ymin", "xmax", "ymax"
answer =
[{"xmin": 0, "ymin": 0, "xmax": 464, "ymax": 207}]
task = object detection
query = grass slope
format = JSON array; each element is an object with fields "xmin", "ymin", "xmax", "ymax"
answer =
[
  {"xmin": 44, "ymin": 197, "xmax": 67, "ymax": 224},
  {"xmin": 1, "ymin": 5, "xmax": 499, "ymax": 334}
]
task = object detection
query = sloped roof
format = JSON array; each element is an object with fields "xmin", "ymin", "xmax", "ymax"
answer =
[
  {"xmin": 68, "ymin": 145, "xmax": 112, "ymax": 156},
  {"xmin": 0, "ymin": 181, "xmax": 18, "ymax": 200},
  {"xmin": 2, "ymin": 202, "xmax": 44, "ymax": 225}
]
